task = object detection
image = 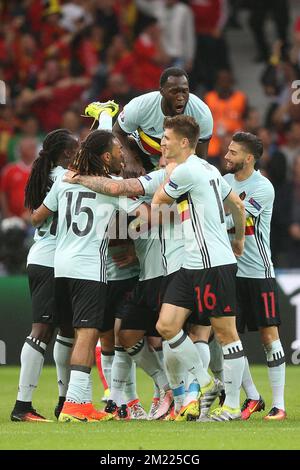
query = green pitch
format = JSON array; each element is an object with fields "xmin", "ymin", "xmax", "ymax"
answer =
[{"xmin": 0, "ymin": 365, "xmax": 299, "ymax": 450}]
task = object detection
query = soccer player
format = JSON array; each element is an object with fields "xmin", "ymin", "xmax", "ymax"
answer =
[
  {"xmin": 109, "ymin": 67, "xmax": 213, "ymax": 172},
  {"xmin": 224, "ymin": 131, "xmax": 286, "ymax": 421},
  {"xmin": 31, "ymin": 130, "xmax": 142, "ymax": 422},
  {"xmin": 152, "ymin": 115, "xmax": 246, "ymax": 422},
  {"xmin": 10, "ymin": 129, "xmax": 78, "ymax": 422}
]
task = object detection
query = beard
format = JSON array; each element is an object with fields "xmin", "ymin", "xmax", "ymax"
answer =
[{"xmin": 227, "ymin": 160, "xmax": 245, "ymax": 173}]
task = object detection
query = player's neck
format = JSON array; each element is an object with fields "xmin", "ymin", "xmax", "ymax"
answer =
[
  {"xmin": 177, "ymin": 149, "xmax": 193, "ymax": 164},
  {"xmin": 234, "ymin": 166, "xmax": 255, "ymax": 182}
]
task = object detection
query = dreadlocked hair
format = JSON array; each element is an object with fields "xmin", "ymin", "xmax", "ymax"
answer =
[
  {"xmin": 70, "ymin": 130, "xmax": 114, "ymax": 177},
  {"xmin": 25, "ymin": 129, "xmax": 75, "ymax": 210}
]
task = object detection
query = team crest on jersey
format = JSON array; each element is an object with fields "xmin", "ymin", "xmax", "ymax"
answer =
[
  {"xmin": 249, "ymin": 197, "xmax": 261, "ymax": 211},
  {"xmin": 168, "ymin": 180, "xmax": 178, "ymax": 190},
  {"xmin": 239, "ymin": 191, "xmax": 246, "ymax": 200}
]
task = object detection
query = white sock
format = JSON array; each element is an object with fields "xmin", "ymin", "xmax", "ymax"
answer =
[
  {"xmin": 125, "ymin": 361, "xmax": 138, "ymax": 402},
  {"xmin": 66, "ymin": 366, "xmax": 91, "ymax": 404},
  {"xmin": 53, "ymin": 335, "xmax": 74, "ymax": 397},
  {"xmin": 167, "ymin": 330, "xmax": 211, "ymax": 388},
  {"xmin": 222, "ymin": 340, "xmax": 245, "ymax": 409},
  {"xmin": 162, "ymin": 341, "xmax": 185, "ymax": 411},
  {"xmin": 17, "ymin": 336, "xmax": 47, "ymax": 402},
  {"xmin": 209, "ymin": 337, "xmax": 224, "ymax": 383},
  {"xmin": 110, "ymin": 347, "xmax": 131, "ymax": 406},
  {"xmin": 82, "ymin": 373, "xmax": 93, "ymax": 404},
  {"xmin": 264, "ymin": 339, "xmax": 285, "ymax": 410},
  {"xmin": 98, "ymin": 111, "xmax": 112, "ymax": 130},
  {"xmin": 126, "ymin": 339, "xmax": 169, "ymax": 390},
  {"xmin": 101, "ymin": 351, "xmax": 114, "ymax": 390},
  {"xmin": 242, "ymin": 356, "xmax": 260, "ymax": 400},
  {"xmin": 153, "ymin": 347, "xmax": 164, "ymax": 399},
  {"xmin": 194, "ymin": 341, "xmax": 210, "ymax": 370}
]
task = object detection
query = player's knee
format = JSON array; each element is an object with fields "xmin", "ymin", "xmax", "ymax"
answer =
[
  {"xmin": 260, "ymin": 326, "xmax": 279, "ymax": 346},
  {"xmin": 30, "ymin": 323, "xmax": 54, "ymax": 344},
  {"xmin": 156, "ymin": 318, "xmax": 174, "ymax": 339},
  {"xmin": 100, "ymin": 330, "xmax": 114, "ymax": 352},
  {"xmin": 119, "ymin": 330, "xmax": 134, "ymax": 349}
]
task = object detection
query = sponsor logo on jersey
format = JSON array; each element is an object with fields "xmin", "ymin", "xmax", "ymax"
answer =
[{"xmin": 248, "ymin": 197, "xmax": 261, "ymax": 211}]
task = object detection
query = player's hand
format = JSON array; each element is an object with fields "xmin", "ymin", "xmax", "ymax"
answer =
[
  {"xmin": 231, "ymin": 238, "xmax": 244, "ymax": 257},
  {"xmin": 112, "ymin": 246, "xmax": 138, "ymax": 268},
  {"xmin": 63, "ymin": 170, "xmax": 80, "ymax": 184}
]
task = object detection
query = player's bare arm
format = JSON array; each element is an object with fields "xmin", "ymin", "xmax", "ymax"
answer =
[
  {"xmin": 31, "ymin": 204, "xmax": 53, "ymax": 227},
  {"xmin": 224, "ymin": 190, "xmax": 246, "ymax": 257},
  {"xmin": 63, "ymin": 171, "xmax": 145, "ymax": 197}
]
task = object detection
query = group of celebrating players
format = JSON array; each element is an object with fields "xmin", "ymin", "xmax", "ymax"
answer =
[{"xmin": 10, "ymin": 68, "xmax": 286, "ymax": 424}]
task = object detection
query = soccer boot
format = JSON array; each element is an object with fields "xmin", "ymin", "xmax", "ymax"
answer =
[
  {"xmin": 152, "ymin": 389, "xmax": 173, "ymax": 420},
  {"xmin": 101, "ymin": 388, "xmax": 110, "ymax": 403},
  {"xmin": 127, "ymin": 399, "xmax": 148, "ymax": 420},
  {"xmin": 199, "ymin": 378, "xmax": 223, "ymax": 417},
  {"xmin": 206, "ymin": 405, "xmax": 241, "ymax": 422},
  {"xmin": 241, "ymin": 396, "xmax": 265, "ymax": 420},
  {"xmin": 54, "ymin": 396, "xmax": 66, "ymax": 420},
  {"xmin": 11, "ymin": 407, "xmax": 53, "ymax": 423},
  {"xmin": 175, "ymin": 397, "xmax": 200, "ymax": 422},
  {"xmin": 264, "ymin": 407, "xmax": 287, "ymax": 421},
  {"xmin": 104, "ymin": 399, "xmax": 118, "ymax": 417},
  {"xmin": 164, "ymin": 407, "xmax": 178, "ymax": 421},
  {"xmin": 59, "ymin": 402, "xmax": 112, "ymax": 422},
  {"xmin": 82, "ymin": 100, "xmax": 119, "ymax": 128},
  {"xmin": 148, "ymin": 397, "xmax": 160, "ymax": 420},
  {"xmin": 115, "ymin": 404, "xmax": 131, "ymax": 420}
]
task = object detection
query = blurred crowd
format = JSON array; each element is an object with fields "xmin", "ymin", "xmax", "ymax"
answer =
[{"xmin": 0, "ymin": 0, "xmax": 300, "ymax": 274}]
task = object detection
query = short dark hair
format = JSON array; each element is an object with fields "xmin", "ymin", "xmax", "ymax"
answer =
[
  {"xmin": 163, "ymin": 115, "xmax": 200, "ymax": 148},
  {"xmin": 232, "ymin": 131, "xmax": 263, "ymax": 161},
  {"xmin": 159, "ymin": 67, "xmax": 189, "ymax": 88}
]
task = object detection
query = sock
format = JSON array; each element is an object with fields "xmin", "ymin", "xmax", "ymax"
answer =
[
  {"xmin": 242, "ymin": 356, "xmax": 260, "ymax": 400},
  {"xmin": 16, "ymin": 336, "xmax": 47, "ymax": 403},
  {"xmin": 167, "ymin": 330, "xmax": 211, "ymax": 389},
  {"xmin": 101, "ymin": 350, "xmax": 114, "ymax": 390},
  {"xmin": 126, "ymin": 339, "xmax": 169, "ymax": 391},
  {"xmin": 110, "ymin": 347, "xmax": 131, "ymax": 406},
  {"xmin": 124, "ymin": 360, "xmax": 138, "ymax": 402},
  {"xmin": 162, "ymin": 341, "xmax": 185, "ymax": 411},
  {"xmin": 53, "ymin": 335, "xmax": 74, "ymax": 398},
  {"xmin": 95, "ymin": 343, "xmax": 109, "ymax": 392},
  {"xmin": 209, "ymin": 337, "xmax": 224, "ymax": 383},
  {"xmin": 98, "ymin": 111, "xmax": 112, "ymax": 131},
  {"xmin": 194, "ymin": 341, "xmax": 210, "ymax": 370},
  {"xmin": 153, "ymin": 347, "xmax": 164, "ymax": 399},
  {"xmin": 222, "ymin": 340, "xmax": 245, "ymax": 409},
  {"xmin": 66, "ymin": 365, "xmax": 91, "ymax": 404},
  {"xmin": 82, "ymin": 373, "xmax": 93, "ymax": 404},
  {"xmin": 264, "ymin": 339, "xmax": 285, "ymax": 410}
]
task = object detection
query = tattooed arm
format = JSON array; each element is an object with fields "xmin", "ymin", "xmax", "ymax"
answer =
[{"xmin": 63, "ymin": 171, "xmax": 145, "ymax": 197}]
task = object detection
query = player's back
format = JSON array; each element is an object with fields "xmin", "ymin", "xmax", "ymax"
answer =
[
  {"xmin": 44, "ymin": 173, "xmax": 122, "ymax": 282},
  {"xmin": 166, "ymin": 156, "xmax": 236, "ymax": 270}
]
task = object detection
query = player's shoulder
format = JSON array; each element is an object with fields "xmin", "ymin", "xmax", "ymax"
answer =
[
  {"xmin": 253, "ymin": 170, "xmax": 274, "ymax": 194},
  {"xmin": 187, "ymin": 93, "xmax": 212, "ymax": 115},
  {"xmin": 223, "ymin": 172, "xmax": 234, "ymax": 184}
]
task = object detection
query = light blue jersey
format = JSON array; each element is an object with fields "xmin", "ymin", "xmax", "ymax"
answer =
[
  {"xmin": 27, "ymin": 166, "xmax": 65, "ymax": 268},
  {"xmin": 118, "ymin": 91, "xmax": 213, "ymax": 167},
  {"xmin": 43, "ymin": 172, "xmax": 135, "ymax": 282},
  {"xmin": 139, "ymin": 168, "xmax": 184, "ymax": 275},
  {"xmin": 224, "ymin": 170, "xmax": 275, "ymax": 279},
  {"xmin": 164, "ymin": 155, "xmax": 236, "ymax": 270}
]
